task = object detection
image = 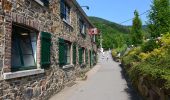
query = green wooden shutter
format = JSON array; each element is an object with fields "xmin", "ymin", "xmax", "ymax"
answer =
[
  {"xmin": 90, "ymin": 50, "xmax": 92, "ymax": 66},
  {"xmin": 86, "ymin": 49, "xmax": 88, "ymax": 64},
  {"xmin": 79, "ymin": 47, "xmax": 82, "ymax": 65},
  {"xmin": 72, "ymin": 43, "xmax": 76, "ymax": 64},
  {"xmin": 58, "ymin": 38, "xmax": 66, "ymax": 67},
  {"xmin": 65, "ymin": 43, "xmax": 68, "ymax": 64},
  {"xmin": 41, "ymin": 32, "xmax": 51, "ymax": 67},
  {"xmin": 93, "ymin": 51, "xmax": 95, "ymax": 65},
  {"xmin": 82, "ymin": 48, "xmax": 84, "ymax": 63}
]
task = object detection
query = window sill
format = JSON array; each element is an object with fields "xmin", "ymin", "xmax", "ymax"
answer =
[
  {"xmin": 81, "ymin": 33, "xmax": 86, "ymax": 38},
  {"xmin": 34, "ymin": 0, "xmax": 44, "ymax": 6},
  {"xmin": 78, "ymin": 33, "xmax": 86, "ymax": 38},
  {"xmin": 63, "ymin": 19, "xmax": 73, "ymax": 28},
  {"xmin": 11, "ymin": 66, "xmax": 37, "ymax": 72},
  {"xmin": 62, "ymin": 64, "xmax": 74, "ymax": 69},
  {"xmin": 3, "ymin": 69, "xmax": 44, "ymax": 80},
  {"xmin": 80, "ymin": 63, "xmax": 86, "ymax": 68},
  {"xmin": 92, "ymin": 41, "xmax": 96, "ymax": 44}
]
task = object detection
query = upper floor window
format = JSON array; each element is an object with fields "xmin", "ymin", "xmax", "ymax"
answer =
[
  {"xmin": 41, "ymin": 0, "xmax": 49, "ymax": 7},
  {"xmin": 79, "ymin": 19, "xmax": 86, "ymax": 35},
  {"xmin": 35, "ymin": 0, "xmax": 49, "ymax": 7},
  {"xmin": 93, "ymin": 35, "xmax": 96, "ymax": 42},
  {"xmin": 60, "ymin": 0, "xmax": 71, "ymax": 23}
]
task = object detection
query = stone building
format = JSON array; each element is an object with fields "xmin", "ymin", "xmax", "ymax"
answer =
[{"xmin": 0, "ymin": 0, "xmax": 97, "ymax": 99}]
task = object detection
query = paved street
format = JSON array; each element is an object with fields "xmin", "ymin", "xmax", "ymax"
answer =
[{"xmin": 50, "ymin": 51, "xmax": 141, "ymax": 100}]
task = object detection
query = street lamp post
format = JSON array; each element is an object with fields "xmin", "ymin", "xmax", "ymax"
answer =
[
  {"xmin": 100, "ymin": 32, "xmax": 103, "ymax": 52},
  {"xmin": 80, "ymin": 6, "xmax": 89, "ymax": 10}
]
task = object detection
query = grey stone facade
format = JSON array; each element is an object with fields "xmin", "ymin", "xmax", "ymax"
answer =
[
  {"xmin": 0, "ymin": 0, "xmax": 97, "ymax": 99},
  {"xmin": 136, "ymin": 76, "xmax": 170, "ymax": 100}
]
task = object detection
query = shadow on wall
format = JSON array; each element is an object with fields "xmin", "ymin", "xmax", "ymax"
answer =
[{"xmin": 119, "ymin": 63, "xmax": 143, "ymax": 100}]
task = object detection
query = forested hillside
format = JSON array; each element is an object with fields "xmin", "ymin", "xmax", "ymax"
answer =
[{"xmin": 89, "ymin": 16, "xmax": 131, "ymax": 51}]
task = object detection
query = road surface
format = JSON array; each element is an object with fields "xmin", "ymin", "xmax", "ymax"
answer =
[{"xmin": 50, "ymin": 51, "xmax": 141, "ymax": 100}]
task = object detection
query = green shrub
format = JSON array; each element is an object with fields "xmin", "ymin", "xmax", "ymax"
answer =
[
  {"xmin": 116, "ymin": 44, "xmax": 127, "ymax": 56},
  {"xmin": 129, "ymin": 62, "xmax": 170, "ymax": 88},
  {"xmin": 122, "ymin": 33, "xmax": 170, "ymax": 90},
  {"xmin": 141, "ymin": 39, "xmax": 159, "ymax": 53},
  {"xmin": 122, "ymin": 47, "xmax": 141, "ymax": 67},
  {"xmin": 112, "ymin": 49, "xmax": 117, "ymax": 57},
  {"xmin": 139, "ymin": 52, "xmax": 149, "ymax": 61}
]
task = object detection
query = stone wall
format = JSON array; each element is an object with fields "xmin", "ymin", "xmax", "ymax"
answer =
[
  {"xmin": 0, "ymin": 66, "xmax": 66, "ymax": 100},
  {"xmin": 0, "ymin": 0, "xmax": 97, "ymax": 100},
  {"xmin": 136, "ymin": 76, "xmax": 170, "ymax": 100},
  {"xmin": 0, "ymin": 1, "xmax": 5, "ymax": 78}
]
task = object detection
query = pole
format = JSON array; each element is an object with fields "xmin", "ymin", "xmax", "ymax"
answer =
[{"xmin": 100, "ymin": 32, "xmax": 103, "ymax": 52}]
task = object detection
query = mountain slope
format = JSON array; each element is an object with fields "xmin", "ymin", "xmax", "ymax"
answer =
[
  {"xmin": 89, "ymin": 16, "xmax": 131, "ymax": 50},
  {"xmin": 89, "ymin": 17, "xmax": 130, "ymax": 34}
]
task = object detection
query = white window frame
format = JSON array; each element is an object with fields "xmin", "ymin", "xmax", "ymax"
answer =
[
  {"xmin": 83, "ymin": 49, "xmax": 86, "ymax": 63},
  {"xmin": 66, "ymin": 43, "xmax": 71, "ymax": 64},
  {"xmin": 79, "ymin": 20, "xmax": 86, "ymax": 35},
  {"xmin": 61, "ymin": 1, "xmax": 71, "ymax": 24}
]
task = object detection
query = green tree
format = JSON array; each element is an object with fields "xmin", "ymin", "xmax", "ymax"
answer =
[
  {"xmin": 147, "ymin": 0, "xmax": 170, "ymax": 38},
  {"xmin": 131, "ymin": 10, "xmax": 143, "ymax": 46}
]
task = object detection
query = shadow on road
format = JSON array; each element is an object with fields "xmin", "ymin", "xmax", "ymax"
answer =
[
  {"xmin": 99, "ymin": 52, "xmax": 143, "ymax": 100},
  {"xmin": 119, "ymin": 63, "xmax": 143, "ymax": 100}
]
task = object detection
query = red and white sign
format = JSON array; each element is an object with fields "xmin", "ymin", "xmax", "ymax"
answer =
[{"xmin": 88, "ymin": 28, "xmax": 100, "ymax": 35}]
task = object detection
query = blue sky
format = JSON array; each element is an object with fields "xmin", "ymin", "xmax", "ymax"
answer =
[{"xmin": 77, "ymin": 0, "xmax": 152, "ymax": 25}]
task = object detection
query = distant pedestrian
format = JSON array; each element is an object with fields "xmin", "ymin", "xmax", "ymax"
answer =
[
  {"xmin": 106, "ymin": 52, "xmax": 109, "ymax": 61},
  {"xmin": 106, "ymin": 56, "xmax": 109, "ymax": 61}
]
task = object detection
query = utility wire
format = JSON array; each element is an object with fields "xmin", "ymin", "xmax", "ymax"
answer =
[{"xmin": 120, "ymin": 10, "xmax": 150, "ymax": 24}]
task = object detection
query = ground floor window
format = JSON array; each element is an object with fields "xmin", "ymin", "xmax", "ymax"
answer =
[
  {"xmin": 90, "ymin": 50, "xmax": 92, "ymax": 66},
  {"xmin": 58, "ymin": 38, "xmax": 71, "ymax": 67},
  {"xmin": 79, "ymin": 47, "xmax": 85, "ymax": 65},
  {"xmin": 11, "ymin": 25, "xmax": 37, "ymax": 71},
  {"xmin": 72, "ymin": 43, "xmax": 77, "ymax": 64},
  {"xmin": 82, "ymin": 48, "xmax": 85, "ymax": 63},
  {"xmin": 85, "ymin": 49, "xmax": 88, "ymax": 64},
  {"xmin": 66, "ymin": 43, "xmax": 71, "ymax": 64},
  {"xmin": 93, "ymin": 51, "xmax": 96, "ymax": 65}
]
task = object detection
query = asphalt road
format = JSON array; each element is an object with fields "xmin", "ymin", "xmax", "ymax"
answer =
[{"xmin": 50, "ymin": 51, "xmax": 141, "ymax": 100}]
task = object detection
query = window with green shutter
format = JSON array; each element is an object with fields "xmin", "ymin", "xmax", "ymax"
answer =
[
  {"xmin": 58, "ymin": 38, "xmax": 71, "ymax": 67},
  {"xmin": 92, "ymin": 51, "xmax": 95, "ymax": 65},
  {"xmin": 89, "ymin": 50, "xmax": 91, "ymax": 66},
  {"xmin": 82, "ymin": 48, "xmax": 85, "ymax": 63},
  {"xmin": 58, "ymin": 38, "xmax": 66, "ymax": 67},
  {"xmin": 40, "ymin": 32, "xmax": 51, "ymax": 68},
  {"xmin": 79, "ymin": 47, "xmax": 83, "ymax": 65},
  {"xmin": 85, "ymin": 49, "xmax": 88, "ymax": 64},
  {"xmin": 92, "ymin": 50, "xmax": 96, "ymax": 66},
  {"xmin": 72, "ymin": 43, "xmax": 77, "ymax": 65},
  {"xmin": 90, "ymin": 50, "xmax": 93, "ymax": 67}
]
